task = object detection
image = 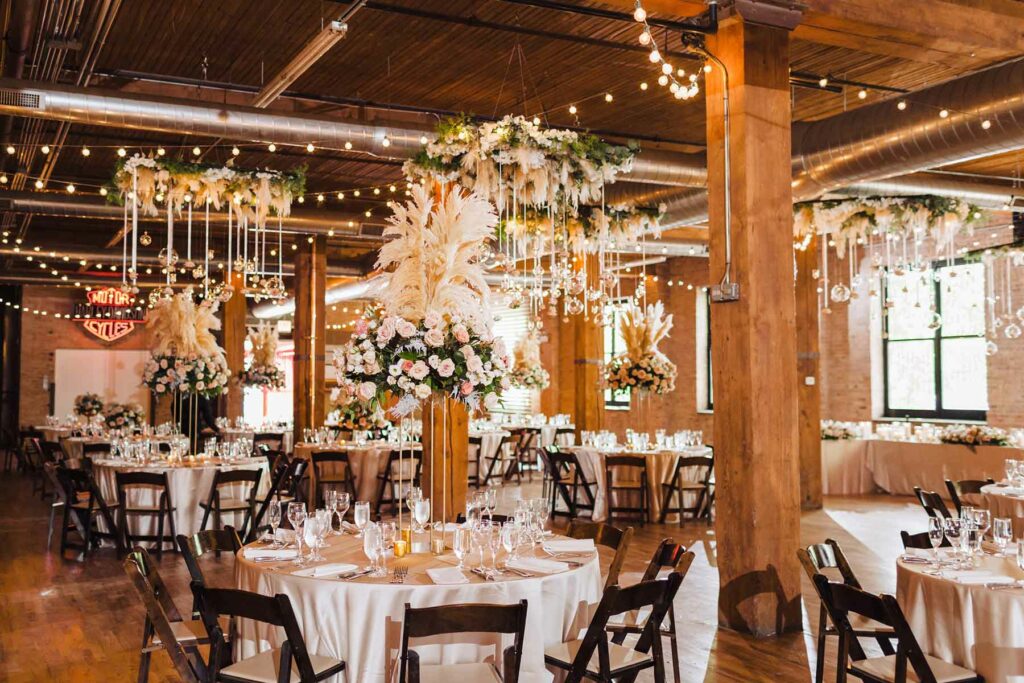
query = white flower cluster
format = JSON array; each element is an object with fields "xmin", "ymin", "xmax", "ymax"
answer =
[
  {"xmin": 104, "ymin": 402, "xmax": 146, "ymax": 431},
  {"xmin": 73, "ymin": 392, "xmax": 104, "ymax": 418},
  {"xmin": 143, "ymin": 353, "xmax": 231, "ymax": 398},
  {"xmin": 333, "ymin": 311, "xmax": 511, "ymax": 417},
  {"xmin": 820, "ymin": 420, "xmax": 860, "ymax": 440},
  {"xmin": 939, "ymin": 424, "xmax": 1010, "ymax": 447}
]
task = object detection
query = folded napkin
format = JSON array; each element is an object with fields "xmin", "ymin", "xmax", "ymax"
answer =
[
  {"xmin": 544, "ymin": 539, "xmax": 596, "ymax": 554},
  {"xmin": 508, "ymin": 557, "xmax": 569, "ymax": 575},
  {"xmin": 427, "ymin": 567, "xmax": 469, "ymax": 585},
  {"xmin": 898, "ymin": 554, "xmax": 932, "ymax": 565},
  {"xmin": 243, "ymin": 548, "xmax": 298, "ymax": 561},
  {"xmin": 291, "ymin": 563, "xmax": 358, "ymax": 578},
  {"xmin": 946, "ymin": 570, "xmax": 1013, "ymax": 585},
  {"xmin": 274, "ymin": 529, "xmax": 295, "ymax": 543}
]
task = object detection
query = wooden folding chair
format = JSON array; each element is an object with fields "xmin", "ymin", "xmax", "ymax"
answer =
[
  {"xmin": 198, "ymin": 468, "xmax": 262, "ymax": 537},
  {"xmin": 944, "ymin": 478, "xmax": 995, "ymax": 516},
  {"xmin": 116, "ymin": 470, "xmax": 177, "ymax": 557},
  {"xmin": 567, "ymin": 519, "xmax": 633, "ymax": 590},
  {"xmin": 605, "ymin": 454, "xmax": 650, "ymax": 527}
]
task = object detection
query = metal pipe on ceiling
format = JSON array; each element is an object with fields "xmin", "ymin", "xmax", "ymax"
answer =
[
  {"xmin": 0, "ymin": 0, "xmax": 40, "ymax": 151},
  {"xmin": 0, "ymin": 79, "xmax": 708, "ymax": 187}
]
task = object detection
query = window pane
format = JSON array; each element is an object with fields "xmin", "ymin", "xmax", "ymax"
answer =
[
  {"xmin": 940, "ymin": 337, "xmax": 989, "ymax": 411},
  {"xmin": 886, "ymin": 340, "xmax": 936, "ymax": 411},
  {"xmin": 886, "ymin": 270, "xmax": 935, "ymax": 340},
  {"xmin": 938, "ymin": 263, "xmax": 986, "ymax": 337}
]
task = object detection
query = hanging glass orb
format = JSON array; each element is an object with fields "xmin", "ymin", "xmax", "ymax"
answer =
[
  {"xmin": 830, "ymin": 283, "xmax": 851, "ymax": 303},
  {"xmin": 994, "ymin": 317, "xmax": 1005, "ymax": 330},
  {"xmin": 158, "ymin": 247, "xmax": 179, "ymax": 267},
  {"xmin": 986, "ymin": 339, "xmax": 999, "ymax": 356},
  {"xmin": 139, "ymin": 231, "xmax": 152, "ymax": 246},
  {"xmin": 1016, "ymin": 305, "xmax": 1024, "ymax": 322},
  {"xmin": 507, "ymin": 290, "xmax": 524, "ymax": 309},
  {"xmin": 1004, "ymin": 322, "xmax": 1022, "ymax": 339},
  {"xmin": 191, "ymin": 265, "xmax": 206, "ymax": 280},
  {"xmin": 927, "ymin": 312, "xmax": 943, "ymax": 330},
  {"xmin": 811, "ymin": 269, "xmax": 821, "ymax": 279},
  {"xmin": 566, "ymin": 297, "xmax": 585, "ymax": 316},
  {"xmin": 147, "ymin": 289, "xmax": 162, "ymax": 306}
]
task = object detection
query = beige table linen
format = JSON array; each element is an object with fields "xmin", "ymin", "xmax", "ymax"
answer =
[
  {"xmin": 570, "ymin": 446, "xmax": 712, "ymax": 522},
  {"xmin": 820, "ymin": 439, "xmax": 875, "ymax": 495},
  {"xmin": 235, "ymin": 533, "xmax": 602, "ymax": 682},
  {"xmin": 294, "ymin": 443, "xmax": 421, "ymax": 504},
  {"xmin": 39, "ymin": 426, "xmax": 73, "ymax": 443},
  {"xmin": 221, "ymin": 428, "xmax": 294, "ymax": 454},
  {"xmin": 897, "ymin": 552, "xmax": 1024, "ymax": 683},
  {"xmin": 980, "ymin": 483, "xmax": 1024, "ymax": 537},
  {"xmin": 92, "ymin": 458, "xmax": 268, "ymax": 537}
]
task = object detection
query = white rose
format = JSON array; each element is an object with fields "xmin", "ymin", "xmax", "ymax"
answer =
[
  {"xmin": 362, "ymin": 349, "xmax": 376, "ymax": 364},
  {"xmin": 467, "ymin": 356, "xmax": 483, "ymax": 373},
  {"xmin": 396, "ymin": 319, "xmax": 418, "ymax": 338},
  {"xmin": 389, "ymin": 364, "xmax": 402, "ymax": 377},
  {"xmin": 424, "ymin": 311, "xmax": 442, "ymax": 329},
  {"xmin": 414, "ymin": 384, "xmax": 431, "ymax": 399},
  {"xmin": 196, "ymin": 381, "xmax": 205, "ymax": 390},
  {"xmin": 423, "ymin": 328, "xmax": 444, "ymax": 347},
  {"xmin": 356, "ymin": 382, "xmax": 376, "ymax": 401},
  {"xmin": 428, "ymin": 355, "xmax": 440, "ymax": 368},
  {"xmin": 484, "ymin": 393, "xmax": 499, "ymax": 410},
  {"xmin": 437, "ymin": 359, "xmax": 456, "ymax": 378},
  {"xmin": 460, "ymin": 344, "xmax": 474, "ymax": 358},
  {"xmin": 409, "ymin": 360, "xmax": 430, "ymax": 380},
  {"xmin": 376, "ymin": 318, "xmax": 396, "ymax": 344}
]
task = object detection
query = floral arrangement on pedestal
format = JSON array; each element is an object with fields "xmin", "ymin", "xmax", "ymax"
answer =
[
  {"xmin": 605, "ymin": 301, "xmax": 677, "ymax": 395},
  {"xmin": 329, "ymin": 387, "xmax": 392, "ymax": 432},
  {"xmin": 821, "ymin": 420, "xmax": 859, "ymax": 440},
  {"xmin": 103, "ymin": 402, "xmax": 146, "ymax": 431},
  {"xmin": 143, "ymin": 289, "xmax": 230, "ymax": 398},
  {"xmin": 793, "ymin": 196, "xmax": 983, "ymax": 258},
  {"xmin": 403, "ymin": 114, "xmax": 635, "ymax": 211},
  {"xmin": 509, "ymin": 329, "xmax": 550, "ymax": 390},
  {"xmin": 333, "ymin": 184, "xmax": 511, "ymax": 416},
  {"xmin": 939, "ymin": 424, "xmax": 1010, "ymax": 447},
  {"xmin": 238, "ymin": 322, "xmax": 285, "ymax": 389},
  {"xmin": 73, "ymin": 393, "xmax": 104, "ymax": 418}
]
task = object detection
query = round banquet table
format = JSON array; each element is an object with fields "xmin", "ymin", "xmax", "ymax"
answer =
[
  {"xmin": 569, "ymin": 446, "xmax": 712, "ymax": 522},
  {"xmin": 92, "ymin": 458, "xmax": 269, "ymax": 537},
  {"xmin": 38, "ymin": 426, "xmax": 73, "ymax": 443},
  {"xmin": 896, "ymin": 551, "xmax": 1024, "ymax": 683},
  {"xmin": 980, "ymin": 483, "xmax": 1024, "ymax": 537},
  {"xmin": 221, "ymin": 427, "xmax": 294, "ymax": 454},
  {"xmin": 293, "ymin": 442, "xmax": 422, "ymax": 504},
  {"xmin": 235, "ymin": 533, "xmax": 603, "ymax": 682}
]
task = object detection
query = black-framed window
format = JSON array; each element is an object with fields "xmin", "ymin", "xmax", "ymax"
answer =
[
  {"xmin": 603, "ymin": 301, "xmax": 630, "ymax": 410},
  {"xmin": 883, "ymin": 261, "xmax": 988, "ymax": 420}
]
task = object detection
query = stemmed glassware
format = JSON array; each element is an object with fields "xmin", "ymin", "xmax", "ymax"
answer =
[
  {"xmin": 362, "ymin": 523, "xmax": 385, "ymax": 577},
  {"xmin": 353, "ymin": 501, "xmax": 370, "ymax": 538},
  {"xmin": 304, "ymin": 513, "xmax": 326, "ymax": 563},
  {"xmin": 487, "ymin": 522, "xmax": 502, "ymax": 570},
  {"xmin": 334, "ymin": 492, "xmax": 351, "ymax": 535},
  {"xmin": 993, "ymin": 517, "xmax": 1013, "ymax": 553},
  {"xmin": 943, "ymin": 517, "xmax": 963, "ymax": 568},
  {"xmin": 324, "ymin": 489, "xmax": 338, "ymax": 532},
  {"xmin": 267, "ymin": 498, "xmax": 282, "ymax": 547},
  {"xmin": 501, "ymin": 522, "xmax": 520, "ymax": 562},
  {"xmin": 405, "ymin": 486, "xmax": 423, "ymax": 531},
  {"xmin": 453, "ymin": 527, "xmax": 471, "ymax": 570},
  {"xmin": 926, "ymin": 516, "xmax": 944, "ymax": 573},
  {"xmin": 413, "ymin": 497, "xmax": 431, "ymax": 533},
  {"xmin": 472, "ymin": 520, "xmax": 492, "ymax": 568},
  {"xmin": 286, "ymin": 502, "xmax": 306, "ymax": 550}
]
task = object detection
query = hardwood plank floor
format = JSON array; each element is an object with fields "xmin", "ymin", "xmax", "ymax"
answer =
[{"xmin": 0, "ymin": 471, "xmax": 923, "ymax": 682}]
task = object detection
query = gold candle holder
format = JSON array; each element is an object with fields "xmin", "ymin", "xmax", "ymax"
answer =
[{"xmin": 394, "ymin": 539, "xmax": 409, "ymax": 558}]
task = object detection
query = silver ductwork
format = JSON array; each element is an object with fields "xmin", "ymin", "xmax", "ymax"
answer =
[
  {"xmin": 0, "ymin": 79, "xmax": 707, "ymax": 188},
  {"xmin": 838, "ymin": 172, "xmax": 1020, "ymax": 209}
]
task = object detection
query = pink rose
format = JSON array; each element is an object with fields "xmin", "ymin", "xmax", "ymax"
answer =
[
  {"xmin": 376, "ymin": 318, "xmax": 396, "ymax": 344},
  {"xmin": 355, "ymin": 319, "xmax": 368, "ymax": 335},
  {"xmin": 437, "ymin": 359, "xmax": 455, "ymax": 378},
  {"xmin": 356, "ymin": 382, "xmax": 376, "ymax": 401},
  {"xmin": 396, "ymin": 319, "xmax": 418, "ymax": 338},
  {"xmin": 401, "ymin": 359, "xmax": 414, "ymax": 372},
  {"xmin": 424, "ymin": 311, "xmax": 442, "ymax": 329},
  {"xmin": 460, "ymin": 381, "xmax": 473, "ymax": 396},
  {"xmin": 423, "ymin": 328, "xmax": 444, "ymax": 347},
  {"xmin": 453, "ymin": 324, "xmax": 470, "ymax": 344},
  {"xmin": 409, "ymin": 360, "xmax": 430, "ymax": 380}
]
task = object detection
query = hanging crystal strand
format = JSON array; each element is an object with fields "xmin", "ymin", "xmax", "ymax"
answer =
[
  {"xmin": 204, "ymin": 200, "xmax": 210, "ymax": 298},
  {"xmin": 121, "ymin": 201, "xmax": 128, "ymax": 288},
  {"xmin": 226, "ymin": 204, "xmax": 233, "ymax": 282},
  {"xmin": 131, "ymin": 169, "xmax": 138, "ymax": 289},
  {"xmin": 243, "ymin": 213, "xmax": 249, "ymax": 288},
  {"xmin": 277, "ymin": 215, "xmax": 284, "ymax": 286},
  {"xmin": 166, "ymin": 203, "xmax": 173, "ymax": 288},
  {"xmin": 822, "ymin": 233, "xmax": 830, "ymax": 311},
  {"xmin": 186, "ymin": 199, "xmax": 193, "ymax": 265}
]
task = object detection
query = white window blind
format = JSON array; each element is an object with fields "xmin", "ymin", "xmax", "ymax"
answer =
[{"xmin": 492, "ymin": 304, "xmax": 534, "ymax": 415}]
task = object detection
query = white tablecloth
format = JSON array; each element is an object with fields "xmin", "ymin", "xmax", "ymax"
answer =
[
  {"xmin": 980, "ymin": 483, "xmax": 1024, "ymax": 537},
  {"xmin": 221, "ymin": 428, "xmax": 294, "ymax": 454},
  {"xmin": 897, "ymin": 553, "xmax": 1024, "ymax": 682},
  {"xmin": 821, "ymin": 439, "xmax": 1023, "ymax": 497},
  {"xmin": 235, "ymin": 534, "xmax": 602, "ymax": 682},
  {"xmin": 38, "ymin": 426, "xmax": 73, "ymax": 443},
  {"xmin": 569, "ymin": 446, "xmax": 712, "ymax": 521},
  {"xmin": 93, "ymin": 458, "xmax": 268, "ymax": 537}
]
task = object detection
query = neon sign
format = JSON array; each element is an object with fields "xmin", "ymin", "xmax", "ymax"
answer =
[{"xmin": 73, "ymin": 287, "xmax": 146, "ymax": 342}]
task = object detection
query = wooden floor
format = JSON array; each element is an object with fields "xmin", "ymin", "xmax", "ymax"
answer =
[{"xmin": 0, "ymin": 470, "xmax": 923, "ymax": 682}]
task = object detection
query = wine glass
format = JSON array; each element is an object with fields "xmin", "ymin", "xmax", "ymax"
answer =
[
  {"xmin": 943, "ymin": 518, "xmax": 963, "ymax": 568},
  {"xmin": 453, "ymin": 527, "xmax": 471, "ymax": 570},
  {"xmin": 501, "ymin": 522, "xmax": 520, "ymax": 562},
  {"xmin": 316, "ymin": 508, "xmax": 332, "ymax": 549},
  {"xmin": 267, "ymin": 498, "xmax": 282, "ymax": 547},
  {"xmin": 465, "ymin": 500, "xmax": 482, "ymax": 527},
  {"xmin": 1017, "ymin": 538, "xmax": 1024, "ymax": 571},
  {"xmin": 363, "ymin": 523, "xmax": 384, "ymax": 577},
  {"xmin": 993, "ymin": 517, "xmax": 1013, "ymax": 553},
  {"xmin": 488, "ymin": 522, "xmax": 502, "ymax": 570},
  {"xmin": 353, "ymin": 501, "xmax": 370, "ymax": 538},
  {"xmin": 926, "ymin": 516, "xmax": 944, "ymax": 572},
  {"xmin": 286, "ymin": 502, "xmax": 307, "ymax": 549},
  {"xmin": 380, "ymin": 521, "xmax": 396, "ymax": 572},
  {"xmin": 972, "ymin": 509, "xmax": 991, "ymax": 541},
  {"xmin": 334, "ymin": 492, "xmax": 351, "ymax": 535},
  {"xmin": 324, "ymin": 489, "xmax": 338, "ymax": 533},
  {"xmin": 413, "ymin": 497, "xmax": 430, "ymax": 533},
  {"xmin": 304, "ymin": 514, "xmax": 324, "ymax": 563},
  {"xmin": 472, "ymin": 520, "xmax": 492, "ymax": 568},
  {"xmin": 1006, "ymin": 459, "xmax": 1019, "ymax": 484},
  {"xmin": 533, "ymin": 497, "xmax": 550, "ymax": 533},
  {"xmin": 485, "ymin": 487, "xmax": 497, "ymax": 518}
]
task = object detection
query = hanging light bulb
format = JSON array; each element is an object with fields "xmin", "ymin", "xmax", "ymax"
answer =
[
  {"xmin": 648, "ymin": 49, "xmax": 661, "ymax": 63},
  {"xmin": 818, "ymin": 76, "xmax": 829, "ymax": 87},
  {"xmin": 657, "ymin": 74, "xmax": 669, "ymax": 86},
  {"xmin": 532, "ymin": 116, "xmax": 541, "ymax": 125},
  {"xmin": 33, "ymin": 179, "xmax": 43, "ymax": 189},
  {"xmin": 389, "ymin": 184, "xmax": 397, "ymax": 192},
  {"xmin": 267, "ymin": 143, "xmax": 277, "ymax": 152},
  {"xmin": 335, "ymin": 191, "xmax": 344, "ymax": 200},
  {"xmin": 81, "ymin": 146, "xmax": 90, "ymax": 157},
  {"xmin": 373, "ymin": 187, "xmax": 381, "ymax": 195},
  {"xmin": 381, "ymin": 136, "xmax": 391, "ymax": 147},
  {"xmin": 640, "ymin": 82, "xmax": 648, "ymax": 91},
  {"xmin": 65, "ymin": 183, "xmax": 75, "ymax": 194},
  {"xmin": 604, "ymin": 92, "xmax": 613, "ymax": 102},
  {"xmin": 897, "ymin": 100, "xmax": 908, "ymax": 111},
  {"xmin": 231, "ymin": 146, "xmax": 240, "ymax": 156},
  {"xmin": 982, "ymin": 119, "xmax": 992, "ymax": 130},
  {"xmin": 157, "ymin": 146, "xmax": 166, "ymax": 156},
  {"xmin": 316, "ymin": 193, "xmax": 325, "ymax": 203},
  {"xmin": 40, "ymin": 145, "xmax": 50, "ymax": 154},
  {"xmin": 419, "ymin": 135, "xmax": 428, "ymax": 144},
  {"xmin": 638, "ymin": 30, "xmax": 651, "ymax": 46},
  {"xmin": 568, "ymin": 104, "xmax": 578, "ymax": 114},
  {"xmin": 364, "ymin": 209, "xmax": 372, "ymax": 218},
  {"xmin": 297, "ymin": 195, "xmax": 305, "ymax": 203},
  {"xmin": 353, "ymin": 190, "xmax": 361, "ymax": 197},
  {"xmin": 1, "ymin": 174, "xmax": 9, "ymax": 184},
  {"xmin": 703, "ymin": 63, "xmax": 712, "ymax": 73},
  {"xmin": 661, "ymin": 62, "xmax": 672, "ymax": 75},
  {"xmin": 633, "ymin": 3, "xmax": 646, "ymax": 22},
  {"xmin": 192, "ymin": 146, "xmax": 201, "ymax": 156},
  {"xmin": 344, "ymin": 141, "xmax": 353, "ymax": 150},
  {"xmin": 99, "ymin": 187, "xmax": 108, "ymax": 197},
  {"xmin": 939, "ymin": 109, "xmax": 949, "ymax": 119},
  {"xmin": 306, "ymin": 142, "xmax": 315, "ymax": 152},
  {"xmin": 4, "ymin": 145, "xmax": 13, "ymax": 155},
  {"xmin": 857, "ymin": 89, "xmax": 868, "ymax": 99},
  {"xmin": 117, "ymin": 147, "xmax": 127, "ymax": 157}
]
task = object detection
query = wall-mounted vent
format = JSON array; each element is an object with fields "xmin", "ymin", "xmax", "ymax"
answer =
[{"xmin": 0, "ymin": 89, "xmax": 40, "ymax": 109}]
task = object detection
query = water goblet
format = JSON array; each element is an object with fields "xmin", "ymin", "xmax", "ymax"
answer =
[
  {"xmin": 994, "ymin": 517, "xmax": 1013, "ymax": 553},
  {"xmin": 362, "ymin": 522, "xmax": 383, "ymax": 575},
  {"xmin": 267, "ymin": 498, "xmax": 282, "ymax": 547},
  {"xmin": 413, "ymin": 498, "xmax": 430, "ymax": 533},
  {"xmin": 488, "ymin": 522, "xmax": 503, "ymax": 570},
  {"xmin": 1006, "ymin": 459, "xmax": 1019, "ymax": 484},
  {"xmin": 501, "ymin": 522, "xmax": 520, "ymax": 563},
  {"xmin": 453, "ymin": 527, "xmax": 472, "ymax": 570},
  {"xmin": 972, "ymin": 508, "xmax": 991, "ymax": 541},
  {"xmin": 484, "ymin": 488, "xmax": 498, "ymax": 520},
  {"xmin": 334, "ymin": 492, "xmax": 351, "ymax": 535},
  {"xmin": 286, "ymin": 502, "xmax": 306, "ymax": 548},
  {"xmin": 324, "ymin": 489, "xmax": 339, "ymax": 533},
  {"xmin": 472, "ymin": 520, "xmax": 492, "ymax": 568},
  {"xmin": 926, "ymin": 516, "xmax": 944, "ymax": 573},
  {"xmin": 943, "ymin": 518, "xmax": 963, "ymax": 568},
  {"xmin": 303, "ymin": 515, "xmax": 324, "ymax": 563},
  {"xmin": 353, "ymin": 501, "xmax": 370, "ymax": 538}
]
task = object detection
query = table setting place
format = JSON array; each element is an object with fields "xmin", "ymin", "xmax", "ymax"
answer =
[
  {"xmin": 899, "ymin": 505, "xmax": 1024, "ymax": 590},
  {"xmin": 239, "ymin": 495, "xmax": 598, "ymax": 585}
]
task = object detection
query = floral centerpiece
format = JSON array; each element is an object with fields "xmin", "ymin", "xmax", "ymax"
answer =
[
  {"xmin": 821, "ymin": 420, "xmax": 859, "ymax": 440},
  {"xmin": 509, "ymin": 329, "xmax": 550, "ymax": 390},
  {"xmin": 73, "ymin": 392, "xmax": 104, "ymax": 418},
  {"xmin": 143, "ymin": 288, "xmax": 230, "ymax": 398},
  {"xmin": 333, "ymin": 184, "xmax": 511, "ymax": 416},
  {"xmin": 238, "ymin": 322, "xmax": 285, "ymax": 389},
  {"xmin": 329, "ymin": 387, "xmax": 392, "ymax": 433},
  {"xmin": 605, "ymin": 301, "xmax": 677, "ymax": 395},
  {"xmin": 939, "ymin": 424, "xmax": 1010, "ymax": 447},
  {"xmin": 104, "ymin": 402, "xmax": 145, "ymax": 431}
]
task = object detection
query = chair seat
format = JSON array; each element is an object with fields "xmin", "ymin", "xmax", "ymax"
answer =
[
  {"xmin": 848, "ymin": 613, "xmax": 893, "ymax": 634},
  {"xmin": 851, "ymin": 654, "xmax": 979, "ymax": 683},
  {"xmin": 218, "ymin": 648, "xmax": 345, "ymax": 683},
  {"xmin": 124, "ymin": 505, "xmax": 176, "ymax": 514},
  {"xmin": 545, "ymin": 638, "xmax": 653, "ymax": 676},
  {"xmin": 201, "ymin": 498, "xmax": 252, "ymax": 512},
  {"xmin": 662, "ymin": 480, "xmax": 707, "ymax": 491},
  {"xmin": 417, "ymin": 662, "xmax": 502, "ymax": 683},
  {"xmin": 71, "ymin": 500, "xmax": 120, "ymax": 510},
  {"xmin": 610, "ymin": 480, "xmax": 645, "ymax": 489}
]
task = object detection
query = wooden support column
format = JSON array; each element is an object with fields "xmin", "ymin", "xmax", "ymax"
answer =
[
  {"xmin": 293, "ymin": 235, "xmax": 327, "ymax": 441},
  {"xmin": 796, "ymin": 236, "xmax": 823, "ymax": 510},
  {"xmin": 420, "ymin": 395, "xmax": 469, "ymax": 523},
  {"xmin": 573, "ymin": 259, "xmax": 604, "ymax": 439},
  {"xmin": 222, "ymin": 270, "xmax": 246, "ymax": 421},
  {"xmin": 705, "ymin": 6, "xmax": 803, "ymax": 636}
]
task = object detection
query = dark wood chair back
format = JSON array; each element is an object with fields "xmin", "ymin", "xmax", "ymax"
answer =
[
  {"xmin": 566, "ymin": 519, "xmax": 633, "ymax": 589},
  {"xmin": 253, "ymin": 432, "xmax": 285, "ymax": 451},
  {"xmin": 81, "ymin": 442, "xmax": 111, "ymax": 457},
  {"xmin": 900, "ymin": 530, "xmax": 950, "ymax": 550},
  {"xmin": 310, "ymin": 451, "xmax": 355, "ymax": 502},
  {"xmin": 177, "ymin": 527, "xmax": 242, "ymax": 617},
  {"xmin": 944, "ymin": 478, "xmax": 995, "ymax": 515},
  {"xmin": 797, "ymin": 538, "xmax": 861, "ymax": 588},
  {"xmin": 39, "ymin": 440, "xmax": 64, "ymax": 463},
  {"xmin": 913, "ymin": 487, "xmax": 952, "ymax": 519},
  {"xmin": 193, "ymin": 586, "xmax": 331, "ymax": 683},
  {"xmin": 640, "ymin": 539, "xmax": 694, "ymax": 582},
  {"xmin": 456, "ymin": 512, "xmax": 512, "ymax": 524},
  {"xmin": 398, "ymin": 600, "xmax": 528, "ymax": 682},
  {"xmin": 123, "ymin": 549, "xmax": 203, "ymax": 683}
]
